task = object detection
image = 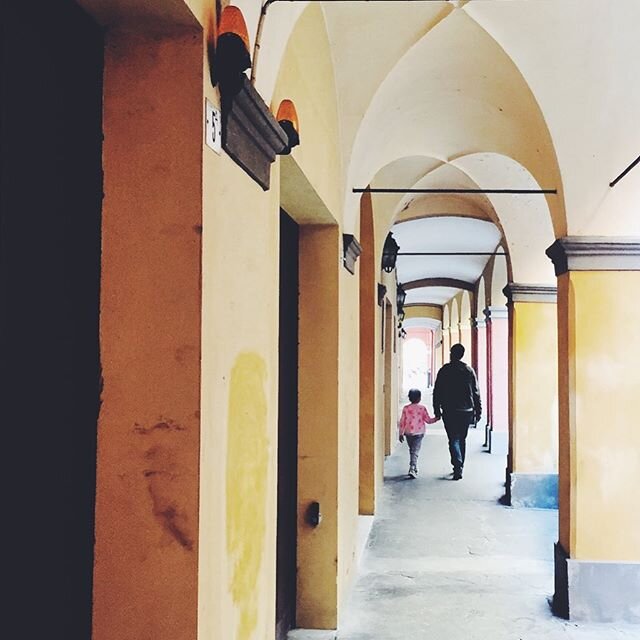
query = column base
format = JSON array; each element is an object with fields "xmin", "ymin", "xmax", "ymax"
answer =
[
  {"xmin": 488, "ymin": 429, "xmax": 508, "ymax": 455},
  {"xmin": 508, "ymin": 473, "xmax": 558, "ymax": 509},
  {"xmin": 554, "ymin": 542, "xmax": 640, "ymax": 623},
  {"xmin": 288, "ymin": 630, "xmax": 337, "ymax": 640}
]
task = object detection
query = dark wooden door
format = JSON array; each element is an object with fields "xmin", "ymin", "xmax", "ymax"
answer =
[
  {"xmin": 0, "ymin": 2, "xmax": 103, "ymax": 637},
  {"xmin": 276, "ymin": 209, "xmax": 299, "ymax": 639}
]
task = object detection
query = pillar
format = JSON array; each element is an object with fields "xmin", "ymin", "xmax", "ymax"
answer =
[
  {"xmin": 358, "ymin": 194, "xmax": 378, "ymax": 515},
  {"xmin": 547, "ymin": 237, "xmax": 640, "ymax": 623},
  {"xmin": 459, "ymin": 320, "xmax": 472, "ymax": 356},
  {"xmin": 484, "ymin": 306, "xmax": 508, "ymax": 455},
  {"xmin": 298, "ymin": 225, "xmax": 340, "ymax": 629},
  {"xmin": 429, "ymin": 329, "xmax": 436, "ymax": 387},
  {"xmin": 383, "ymin": 302, "xmax": 393, "ymax": 456},
  {"xmin": 442, "ymin": 323, "xmax": 451, "ymax": 357},
  {"xmin": 504, "ymin": 284, "xmax": 558, "ymax": 509},
  {"xmin": 93, "ymin": 28, "xmax": 203, "ymax": 640},
  {"xmin": 472, "ymin": 318, "xmax": 488, "ymax": 429},
  {"xmin": 435, "ymin": 332, "xmax": 443, "ymax": 375}
]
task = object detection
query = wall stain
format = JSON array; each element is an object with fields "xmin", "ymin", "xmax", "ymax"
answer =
[
  {"xmin": 226, "ymin": 353, "xmax": 269, "ymax": 640},
  {"xmin": 139, "ymin": 425, "xmax": 193, "ymax": 551},
  {"xmin": 147, "ymin": 479, "xmax": 194, "ymax": 551},
  {"xmin": 175, "ymin": 344, "xmax": 196, "ymax": 364},
  {"xmin": 133, "ymin": 419, "xmax": 186, "ymax": 435}
]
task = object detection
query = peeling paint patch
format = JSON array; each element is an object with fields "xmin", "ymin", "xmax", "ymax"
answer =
[{"xmin": 226, "ymin": 353, "xmax": 269, "ymax": 640}]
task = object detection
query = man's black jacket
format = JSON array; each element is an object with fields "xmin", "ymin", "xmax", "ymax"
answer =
[{"xmin": 433, "ymin": 360, "xmax": 481, "ymax": 418}]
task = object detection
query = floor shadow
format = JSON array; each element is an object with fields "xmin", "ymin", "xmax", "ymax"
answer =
[{"xmin": 384, "ymin": 475, "xmax": 412, "ymax": 483}]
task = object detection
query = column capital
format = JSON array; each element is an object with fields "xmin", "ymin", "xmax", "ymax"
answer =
[
  {"xmin": 546, "ymin": 236, "xmax": 640, "ymax": 276},
  {"xmin": 483, "ymin": 306, "xmax": 508, "ymax": 320},
  {"xmin": 503, "ymin": 283, "xmax": 557, "ymax": 304}
]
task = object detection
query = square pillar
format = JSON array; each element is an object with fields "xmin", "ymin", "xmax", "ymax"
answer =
[
  {"xmin": 547, "ymin": 237, "xmax": 640, "ymax": 623},
  {"xmin": 472, "ymin": 318, "xmax": 488, "ymax": 429},
  {"xmin": 93, "ymin": 28, "xmax": 203, "ymax": 640},
  {"xmin": 442, "ymin": 325, "xmax": 451, "ymax": 357},
  {"xmin": 504, "ymin": 284, "xmax": 559, "ymax": 509},
  {"xmin": 297, "ymin": 226, "xmax": 340, "ymax": 629},
  {"xmin": 358, "ymin": 193, "xmax": 379, "ymax": 516},
  {"xmin": 484, "ymin": 306, "xmax": 509, "ymax": 455},
  {"xmin": 459, "ymin": 321, "xmax": 472, "ymax": 358}
]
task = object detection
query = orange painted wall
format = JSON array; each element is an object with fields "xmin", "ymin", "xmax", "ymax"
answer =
[{"xmin": 93, "ymin": 28, "xmax": 203, "ymax": 640}]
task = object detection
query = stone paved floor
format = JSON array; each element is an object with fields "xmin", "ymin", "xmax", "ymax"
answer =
[{"xmin": 338, "ymin": 424, "xmax": 640, "ymax": 640}]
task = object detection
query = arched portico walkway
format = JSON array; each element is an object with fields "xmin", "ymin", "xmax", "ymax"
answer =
[{"xmin": 337, "ymin": 425, "xmax": 636, "ymax": 640}]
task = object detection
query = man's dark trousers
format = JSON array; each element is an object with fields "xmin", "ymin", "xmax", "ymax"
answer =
[{"xmin": 443, "ymin": 410, "xmax": 474, "ymax": 474}]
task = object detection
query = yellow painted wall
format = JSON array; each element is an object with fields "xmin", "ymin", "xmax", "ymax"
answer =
[
  {"xmin": 199, "ymin": 154, "xmax": 280, "ymax": 639},
  {"xmin": 271, "ymin": 3, "xmax": 344, "ymax": 222},
  {"xmin": 404, "ymin": 305, "xmax": 443, "ymax": 323},
  {"xmin": 297, "ymin": 226, "xmax": 340, "ymax": 629},
  {"xmin": 338, "ymin": 247, "xmax": 362, "ymax": 616},
  {"xmin": 557, "ymin": 275, "xmax": 571, "ymax": 552},
  {"xmin": 510, "ymin": 301, "xmax": 558, "ymax": 473},
  {"xmin": 563, "ymin": 271, "xmax": 640, "ymax": 561}
]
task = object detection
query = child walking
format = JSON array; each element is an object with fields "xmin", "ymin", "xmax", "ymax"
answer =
[{"xmin": 399, "ymin": 388, "xmax": 438, "ymax": 478}]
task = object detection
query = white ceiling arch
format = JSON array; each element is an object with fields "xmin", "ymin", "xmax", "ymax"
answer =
[
  {"xmin": 393, "ymin": 216, "xmax": 502, "ymax": 288},
  {"xmin": 406, "ymin": 287, "xmax": 461, "ymax": 307},
  {"xmin": 344, "ymin": 6, "xmax": 564, "ymax": 236},
  {"xmin": 404, "ymin": 317, "xmax": 441, "ymax": 331}
]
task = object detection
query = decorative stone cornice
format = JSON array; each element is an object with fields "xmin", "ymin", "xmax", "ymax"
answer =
[
  {"xmin": 342, "ymin": 234, "xmax": 362, "ymax": 275},
  {"xmin": 483, "ymin": 306, "xmax": 508, "ymax": 320},
  {"xmin": 503, "ymin": 283, "xmax": 557, "ymax": 304},
  {"xmin": 546, "ymin": 237, "xmax": 640, "ymax": 276},
  {"xmin": 221, "ymin": 76, "xmax": 288, "ymax": 190}
]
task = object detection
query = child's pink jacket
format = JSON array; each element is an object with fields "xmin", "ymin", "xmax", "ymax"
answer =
[{"xmin": 399, "ymin": 403, "xmax": 437, "ymax": 436}]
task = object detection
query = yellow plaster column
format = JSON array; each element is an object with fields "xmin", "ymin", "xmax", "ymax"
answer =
[
  {"xmin": 297, "ymin": 225, "xmax": 340, "ymax": 629},
  {"xmin": 383, "ymin": 301, "xmax": 394, "ymax": 456},
  {"xmin": 459, "ymin": 321, "xmax": 472, "ymax": 358},
  {"xmin": 442, "ymin": 323, "xmax": 451, "ymax": 357},
  {"xmin": 358, "ymin": 194, "xmax": 378, "ymax": 515},
  {"xmin": 485, "ymin": 306, "xmax": 509, "ymax": 455},
  {"xmin": 504, "ymin": 284, "xmax": 558, "ymax": 509},
  {"xmin": 547, "ymin": 237, "xmax": 640, "ymax": 623}
]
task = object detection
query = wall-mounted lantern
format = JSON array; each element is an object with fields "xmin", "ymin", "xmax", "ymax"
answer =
[
  {"xmin": 212, "ymin": 5, "xmax": 288, "ymax": 190},
  {"xmin": 396, "ymin": 282, "xmax": 407, "ymax": 310},
  {"xmin": 215, "ymin": 6, "xmax": 252, "ymax": 93},
  {"xmin": 377, "ymin": 283, "xmax": 387, "ymax": 307},
  {"xmin": 276, "ymin": 99, "xmax": 300, "ymax": 154},
  {"xmin": 381, "ymin": 232, "xmax": 400, "ymax": 272}
]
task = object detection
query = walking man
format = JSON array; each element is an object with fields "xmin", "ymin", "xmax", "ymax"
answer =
[{"xmin": 433, "ymin": 343, "xmax": 481, "ymax": 480}]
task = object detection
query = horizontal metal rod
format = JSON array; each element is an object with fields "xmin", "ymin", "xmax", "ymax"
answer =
[
  {"xmin": 609, "ymin": 154, "xmax": 640, "ymax": 188},
  {"xmin": 398, "ymin": 252, "xmax": 508, "ymax": 256},
  {"xmin": 271, "ymin": 0, "xmax": 448, "ymax": 3},
  {"xmin": 354, "ymin": 188, "xmax": 557, "ymax": 195}
]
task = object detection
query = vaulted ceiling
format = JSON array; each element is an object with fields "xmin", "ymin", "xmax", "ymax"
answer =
[{"xmin": 249, "ymin": 0, "xmax": 640, "ymax": 311}]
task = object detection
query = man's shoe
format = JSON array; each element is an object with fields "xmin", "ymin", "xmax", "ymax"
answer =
[
  {"xmin": 452, "ymin": 470, "xmax": 462, "ymax": 480},
  {"xmin": 408, "ymin": 467, "xmax": 417, "ymax": 479}
]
